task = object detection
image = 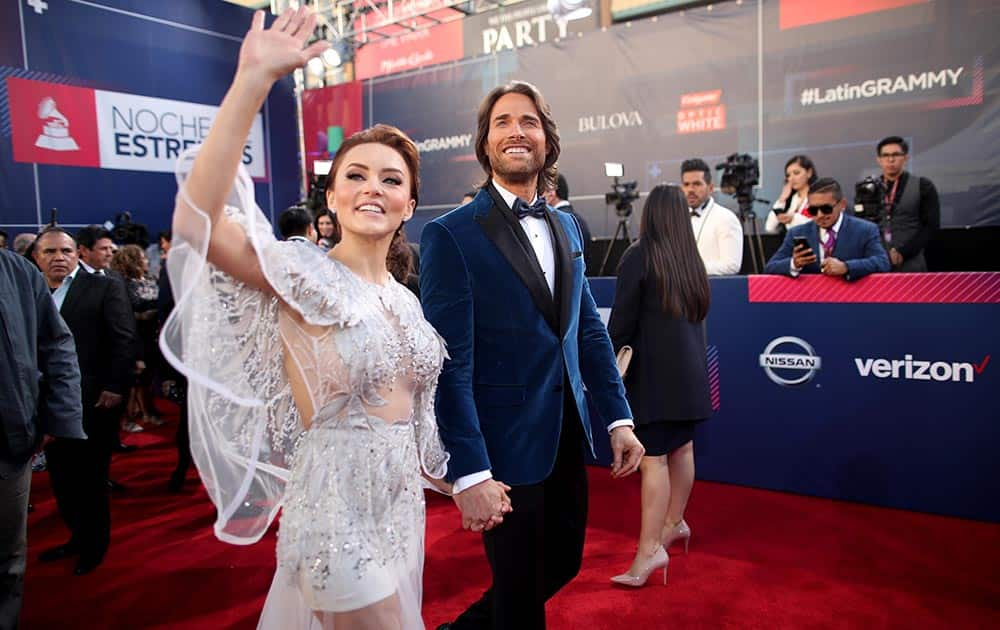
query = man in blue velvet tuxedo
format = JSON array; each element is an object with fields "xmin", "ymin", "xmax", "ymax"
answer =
[
  {"xmin": 421, "ymin": 81, "xmax": 644, "ymax": 629},
  {"xmin": 764, "ymin": 177, "xmax": 890, "ymax": 281}
]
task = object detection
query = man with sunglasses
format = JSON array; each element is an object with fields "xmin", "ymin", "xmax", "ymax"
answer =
[
  {"xmin": 765, "ymin": 177, "xmax": 890, "ymax": 280},
  {"xmin": 875, "ymin": 136, "xmax": 940, "ymax": 272}
]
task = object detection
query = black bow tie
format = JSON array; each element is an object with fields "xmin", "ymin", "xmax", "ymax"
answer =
[{"xmin": 513, "ymin": 197, "xmax": 548, "ymax": 220}]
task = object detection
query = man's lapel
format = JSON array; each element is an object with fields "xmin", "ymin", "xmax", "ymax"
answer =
[
  {"xmin": 476, "ymin": 184, "xmax": 558, "ymax": 332},
  {"xmin": 545, "ymin": 210, "xmax": 574, "ymax": 339},
  {"xmin": 832, "ymin": 215, "xmax": 848, "ymax": 257},
  {"xmin": 59, "ymin": 267, "xmax": 88, "ymax": 319}
]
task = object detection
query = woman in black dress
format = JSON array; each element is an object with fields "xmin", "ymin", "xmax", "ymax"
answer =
[{"xmin": 607, "ymin": 184, "xmax": 712, "ymax": 587}]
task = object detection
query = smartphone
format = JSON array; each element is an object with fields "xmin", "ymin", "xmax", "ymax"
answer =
[{"xmin": 793, "ymin": 236, "xmax": 810, "ymax": 252}]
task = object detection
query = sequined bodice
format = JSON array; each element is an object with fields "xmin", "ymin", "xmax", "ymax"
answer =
[{"xmin": 273, "ymin": 246, "xmax": 444, "ymax": 427}]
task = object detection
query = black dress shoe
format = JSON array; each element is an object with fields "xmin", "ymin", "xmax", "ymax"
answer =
[
  {"xmin": 108, "ymin": 479, "xmax": 127, "ymax": 493},
  {"xmin": 112, "ymin": 442, "xmax": 138, "ymax": 453},
  {"xmin": 73, "ymin": 555, "xmax": 103, "ymax": 576},
  {"xmin": 435, "ymin": 625, "xmax": 452, "ymax": 630},
  {"xmin": 38, "ymin": 543, "xmax": 79, "ymax": 563}
]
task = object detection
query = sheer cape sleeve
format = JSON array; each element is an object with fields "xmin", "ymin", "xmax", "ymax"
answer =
[
  {"xmin": 160, "ymin": 148, "xmax": 452, "ymax": 543},
  {"xmin": 158, "ymin": 149, "xmax": 356, "ymax": 545}
]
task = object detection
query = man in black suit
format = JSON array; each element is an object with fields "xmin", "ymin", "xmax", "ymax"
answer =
[
  {"xmin": 77, "ymin": 225, "xmax": 142, "ymax": 449},
  {"xmin": 75, "ymin": 225, "xmax": 116, "ymax": 275},
  {"xmin": 32, "ymin": 228, "xmax": 136, "ymax": 575}
]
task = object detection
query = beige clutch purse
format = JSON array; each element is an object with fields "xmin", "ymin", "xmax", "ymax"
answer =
[{"xmin": 616, "ymin": 345, "xmax": 633, "ymax": 378}]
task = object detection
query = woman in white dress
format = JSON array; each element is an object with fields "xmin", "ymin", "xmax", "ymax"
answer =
[
  {"xmin": 764, "ymin": 155, "xmax": 818, "ymax": 234},
  {"xmin": 159, "ymin": 8, "xmax": 504, "ymax": 628}
]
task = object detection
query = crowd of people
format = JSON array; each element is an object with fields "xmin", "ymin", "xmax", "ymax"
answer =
[
  {"xmin": 0, "ymin": 218, "xmax": 194, "ymax": 628},
  {"xmin": 0, "ymin": 6, "xmax": 947, "ymax": 630},
  {"xmin": 683, "ymin": 137, "xmax": 940, "ymax": 279}
]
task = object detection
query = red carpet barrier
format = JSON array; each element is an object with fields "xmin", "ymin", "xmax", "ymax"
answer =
[{"xmin": 586, "ymin": 272, "xmax": 1000, "ymax": 522}]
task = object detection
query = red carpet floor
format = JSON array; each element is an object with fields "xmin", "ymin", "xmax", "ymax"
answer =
[{"xmin": 21, "ymin": 410, "xmax": 1000, "ymax": 629}]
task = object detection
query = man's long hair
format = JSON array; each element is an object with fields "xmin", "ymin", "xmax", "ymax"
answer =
[
  {"xmin": 635, "ymin": 184, "xmax": 710, "ymax": 322},
  {"xmin": 474, "ymin": 81, "xmax": 561, "ymax": 196}
]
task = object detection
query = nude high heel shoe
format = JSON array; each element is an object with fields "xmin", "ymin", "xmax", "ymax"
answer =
[
  {"xmin": 662, "ymin": 519, "xmax": 691, "ymax": 554},
  {"xmin": 610, "ymin": 546, "xmax": 669, "ymax": 587}
]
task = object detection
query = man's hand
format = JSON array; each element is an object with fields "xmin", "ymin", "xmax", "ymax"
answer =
[
  {"xmin": 889, "ymin": 248, "xmax": 904, "ymax": 268},
  {"xmin": 453, "ymin": 479, "xmax": 512, "ymax": 533},
  {"xmin": 777, "ymin": 212, "xmax": 794, "ymax": 225},
  {"xmin": 821, "ymin": 257, "xmax": 848, "ymax": 277},
  {"xmin": 95, "ymin": 391, "xmax": 123, "ymax": 409},
  {"xmin": 609, "ymin": 426, "xmax": 644, "ymax": 478},
  {"xmin": 792, "ymin": 244, "xmax": 816, "ymax": 269}
]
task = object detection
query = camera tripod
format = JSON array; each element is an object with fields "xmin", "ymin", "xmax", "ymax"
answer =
[
  {"xmin": 599, "ymin": 207, "xmax": 634, "ymax": 276},
  {"xmin": 735, "ymin": 192, "xmax": 769, "ymax": 275}
]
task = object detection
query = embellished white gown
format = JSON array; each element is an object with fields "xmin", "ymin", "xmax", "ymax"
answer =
[{"xmin": 160, "ymin": 153, "xmax": 449, "ymax": 629}]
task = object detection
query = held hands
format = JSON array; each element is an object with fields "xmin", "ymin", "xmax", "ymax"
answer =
[
  {"xmin": 821, "ymin": 257, "xmax": 848, "ymax": 277},
  {"xmin": 792, "ymin": 244, "xmax": 816, "ymax": 269},
  {"xmin": 453, "ymin": 479, "xmax": 513, "ymax": 533},
  {"xmin": 237, "ymin": 8, "xmax": 330, "ymax": 87},
  {"xmin": 609, "ymin": 426, "xmax": 644, "ymax": 478}
]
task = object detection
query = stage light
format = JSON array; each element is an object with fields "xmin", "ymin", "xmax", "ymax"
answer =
[
  {"xmin": 306, "ymin": 56, "xmax": 325, "ymax": 76},
  {"xmin": 322, "ymin": 47, "xmax": 342, "ymax": 68},
  {"xmin": 548, "ymin": 0, "xmax": 593, "ymax": 24},
  {"xmin": 314, "ymin": 159, "xmax": 333, "ymax": 176}
]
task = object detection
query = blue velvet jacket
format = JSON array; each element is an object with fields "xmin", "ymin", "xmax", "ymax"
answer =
[{"xmin": 420, "ymin": 185, "xmax": 631, "ymax": 485}]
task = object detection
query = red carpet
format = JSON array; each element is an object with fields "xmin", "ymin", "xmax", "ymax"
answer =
[{"xmin": 22, "ymin": 408, "xmax": 1000, "ymax": 629}]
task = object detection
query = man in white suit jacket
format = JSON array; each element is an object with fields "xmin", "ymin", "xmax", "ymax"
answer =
[{"xmin": 682, "ymin": 158, "xmax": 744, "ymax": 275}]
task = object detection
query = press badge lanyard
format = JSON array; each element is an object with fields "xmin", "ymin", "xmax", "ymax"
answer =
[{"xmin": 882, "ymin": 176, "xmax": 900, "ymax": 243}]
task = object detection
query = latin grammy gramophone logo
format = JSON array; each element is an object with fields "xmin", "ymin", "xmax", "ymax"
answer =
[{"xmin": 35, "ymin": 97, "xmax": 80, "ymax": 151}]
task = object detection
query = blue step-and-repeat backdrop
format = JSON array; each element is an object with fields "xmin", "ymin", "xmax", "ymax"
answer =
[{"xmin": 586, "ymin": 272, "xmax": 1000, "ymax": 523}]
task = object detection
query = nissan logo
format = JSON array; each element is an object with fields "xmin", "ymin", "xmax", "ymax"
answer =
[{"xmin": 759, "ymin": 336, "xmax": 822, "ymax": 386}]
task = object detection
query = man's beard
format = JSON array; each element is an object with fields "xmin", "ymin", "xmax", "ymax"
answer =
[{"xmin": 491, "ymin": 152, "xmax": 542, "ymax": 185}]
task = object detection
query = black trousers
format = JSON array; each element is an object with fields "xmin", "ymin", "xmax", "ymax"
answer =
[
  {"xmin": 45, "ymin": 405, "xmax": 117, "ymax": 562},
  {"xmin": 172, "ymin": 394, "xmax": 191, "ymax": 479},
  {"xmin": 451, "ymin": 403, "xmax": 589, "ymax": 630},
  {"xmin": 0, "ymin": 461, "xmax": 30, "ymax": 630}
]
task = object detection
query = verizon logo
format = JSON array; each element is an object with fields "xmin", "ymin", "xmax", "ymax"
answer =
[{"xmin": 854, "ymin": 354, "xmax": 990, "ymax": 383}]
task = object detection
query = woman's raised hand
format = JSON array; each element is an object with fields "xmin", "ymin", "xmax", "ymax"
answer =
[{"xmin": 237, "ymin": 8, "xmax": 330, "ymax": 86}]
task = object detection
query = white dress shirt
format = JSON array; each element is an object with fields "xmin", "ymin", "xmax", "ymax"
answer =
[
  {"xmin": 452, "ymin": 183, "xmax": 633, "ymax": 494},
  {"xmin": 79, "ymin": 259, "xmax": 104, "ymax": 275},
  {"xmin": 790, "ymin": 211, "xmax": 843, "ymax": 276},
  {"xmin": 765, "ymin": 192, "xmax": 813, "ymax": 234},
  {"xmin": 494, "ymin": 181, "xmax": 556, "ymax": 295},
  {"xmin": 690, "ymin": 198, "xmax": 744, "ymax": 275},
  {"xmin": 51, "ymin": 264, "xmax": 81, "ymax": 311}
]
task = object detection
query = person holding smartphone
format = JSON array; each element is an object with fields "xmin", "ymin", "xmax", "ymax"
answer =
[
  {"xmin": 764, "ymin": 177, "xmax": 890, "ymax": 280},
  {"xmin": 764, "ymin": 155, "xmax": 818, "ymax": 234}
]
